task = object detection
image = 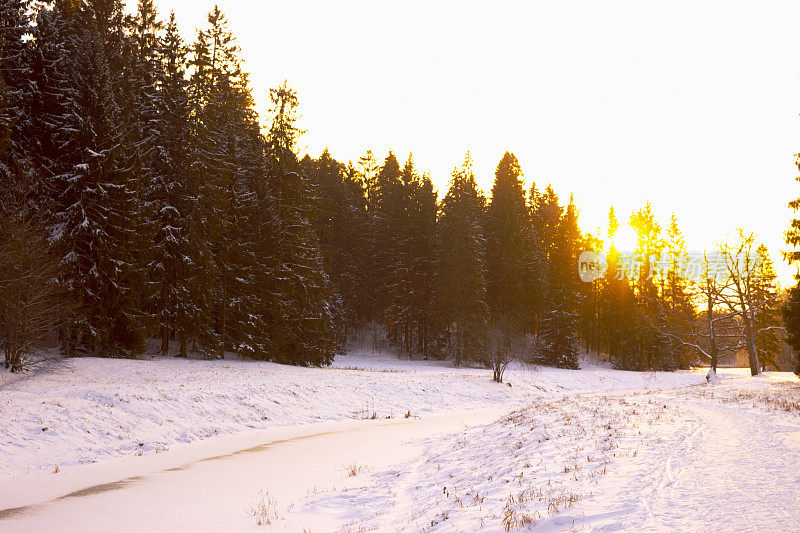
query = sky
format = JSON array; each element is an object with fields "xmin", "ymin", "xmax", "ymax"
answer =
[{"xmin": 127, "ymin": 0, "xmax": 800, "ymax": 285}]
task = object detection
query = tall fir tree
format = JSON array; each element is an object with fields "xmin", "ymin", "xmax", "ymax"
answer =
[
  {"xmin": 753, "ymin": 244, "xmax": 780, "ymax": 370},
  {"xmin": 485, "ymin": 152, "xmax": 536, "ymax": 337},
  {"xmin": 189, "ymin": 7, "xmax": 270, "ymax": 358},
  {"xmin": 40, "ymin": 0, "xmax": 151, "ymax": 356},
  {"xmin": 600, "ymin": 206, "xmax": 638, "ymax": 368},
  {"xmin": 0, "ymin": 0, "xmax": 35, "ymax": 198},
  {"xmin": 147, "ymin": 10, "xmax": 208, "ymax": 357},
  {"xmin": 304, "ymin": 150, "xmax": 370, "ymax": 347},
  {"xmin": 784, "ymin": 148, "xmax": 800, "ymax": 375},
  {"xmin": 540, "ymin": 195, "xmax": 581, "ymax": 369},
  {"xmin": 411, "ymin": 174, "xmax": 443, "ymax": 359},
  {"xmin": 438, "ymin": 154, "xmax": 488, "ymax": 366},
  {"xmin": 661, "ymin": 214, "xmax": 694, "ymax": 369},
  {"xmin": 370, "ymin": 151, "xmax": 402, "ymax": 345},
  {"xmin": 266, "ymin": 81, "xmax": 335, "ymax": 365},
  {"xmin": 384, "ymin": 155, "xmax": 419, "ymax": 354},
  {"xmin": 629, "ymin": 203, "xmax": 666, "ymax": 370}
]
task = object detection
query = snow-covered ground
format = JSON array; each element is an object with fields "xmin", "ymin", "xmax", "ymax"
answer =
[
  {"xmin": 1, "ymin": 352, "xmax": 798, "ymax": 532},
  {"xmin": 292, "ymin": 370, "xmax": 800, "ymax": 532},
  {"xmin": 0, "ymin": 350, "xmax": 702, "ymax": 481}
]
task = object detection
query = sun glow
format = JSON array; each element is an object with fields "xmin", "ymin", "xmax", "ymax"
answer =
[{"xmin": 612, "ymin": 226, "xmax": 638, "ymax": 253}]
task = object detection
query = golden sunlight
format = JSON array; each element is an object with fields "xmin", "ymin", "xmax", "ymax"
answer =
[{"xmin": 612, "ymin": 225, "xmax": 639, "ymax": 253}]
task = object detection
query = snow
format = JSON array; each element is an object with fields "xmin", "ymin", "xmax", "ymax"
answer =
[
  {"xmin": 285, "ymin": 368, "xmax": 800, "ymax": 532},
  {"xmin": 0, "ymin": 350, "xmax": 701, "ymax": 481},
  {"xmin": 1, "ymin": 352, "xmax": 798, "ymax": 532}
]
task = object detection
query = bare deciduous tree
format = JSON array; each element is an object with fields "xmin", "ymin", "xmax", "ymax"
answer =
[
  {"xmin": 718, "ymin": 229, "xmax": 779, "ymax": 376},
  {"xmin": 487, "ymin": 315, "xmax": 530, "ymax": 383},
  {"xmin": 0, "ymin": 198, "xmax": 64, "ymax": 372},
  {"xmin": 694, "ymin": 252, "xmax": 740, "ymax": 372}
]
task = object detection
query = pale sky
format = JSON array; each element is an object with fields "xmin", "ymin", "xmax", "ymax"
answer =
[{"xmin": 128, "ymin": 0, "xmax": 800, "ymax": 285}]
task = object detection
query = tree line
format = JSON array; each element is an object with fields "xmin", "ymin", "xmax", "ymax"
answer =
[
  {"xmin": 0, "ymin": 1, "xmax": 795, "ymax": 378},
  {"xmin": 1, "ymin": 0, "xmax": 335, "ymax": 370}
]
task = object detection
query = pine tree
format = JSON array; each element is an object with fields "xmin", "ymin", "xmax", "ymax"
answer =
[
  {"xmin": 358, "ymin": 149, "xmax": 379, "ymax": 206},
  {"xmin": 530, "ymin": 184, "xmax": 563, "ymax": 338},
  {"xmin": 40, "ymin": 1, "xmax": 150, "ymax": 356},
  {"xmin": 540, "ymin": 196, "xmax": 581, "ymax": 369},
  {"xmin": 629, "ymin": 203, "xmax": 666, "ymax": 370},
  {"xmin": 485, "ymin": 152, "xmax": 536, "ymax": 337},
  {"xmin": 384, "ymin": 155, "xmax": 419, "ymax": 354},
  {"xmin": 189, "ymin": 7, "xmax": 270, "ymax": 358},
  {"xmin": 784, "ymin": 150, "xmax": 800, "ymax": 375},
  {"xmin": 600, "ymin": 206, "xmax": 638, "ymax": 368},
  {"xmin": 356, "ymin": 149, "xmax": 381, "ymax": 328},
  {"xmin": 782, "ymin": 284, "xmax": 800, "ymax": 376},
  {"xmin": 577, "ymin": 231, "xmax": 604, "ymax": 354},
  {"xmin": 481, "ymin": 153, "xmax": 541, "ymax": 381},
  {"xmin": 438, "ymin": 154, "xmax": 488, "ymax": 366},
  {"xmin": 304, "ymin": 150, "xmax": 370, "ymax": 347},
  {"xmin": 0, "ymin": 15, "xmax": 65, "ymax": 371},
  {"xmin": 370, "ymin": 152, "xmax": 402, "ymax": 346},
  {"xmin": 753, "ymin": 244, "xmax": 780, "ymax": 371},
  {"xmin": 411, "ymin": 174, "xmax": 443, "ymax": 359},
  {"xmin": 26, "ymin": 4, "xmax": 73, "ymax": 195},
  {"xmin": 266, "ymin": 81, "xmax": 335, "ymax": 365},
  {"xmin": 146, "ymin": 11, "xmax": 208, "ymax": 357},
  {"xmin": 661, "ymin": 214, "xmax": 694, "ymax": 369},
  {"xmin": 0, "ymin": 0, "xmax": 35, "ymax": 193}
]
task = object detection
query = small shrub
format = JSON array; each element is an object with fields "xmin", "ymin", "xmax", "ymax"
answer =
[
  {"xmin": 248, "ymin": 490, "xmax": 280, "ymax": 526},
  {"xmin": 347, "ymin": 463, "xmax": 364, "ymax": 477},
  {"xmin": 501, "ymin": 495, "xmax": 535, "ymax": 531}
]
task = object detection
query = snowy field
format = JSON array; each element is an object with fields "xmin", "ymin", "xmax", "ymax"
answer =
[
  {"xmin": 0, "ymin": 352, "xmax": 798, "ymax": 532},
  {"xmin": 0, "ymin": 351, "xmax": 700, "ymax": 481}
]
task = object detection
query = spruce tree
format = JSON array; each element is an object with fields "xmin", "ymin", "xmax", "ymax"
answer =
[
  {"xmin": 266, "ymin": 81, "xmax": 335, "ymax": 365},
  {"xmin": 485, "ymin": 152, "xmax": 536, "ymax": 337},
  {"xmin": 189, "ymin": 7, "xmax": 269, "ymax": 358},
  {"xmin": 147, "ymin": 11, "xmax": 207, "ymax": 357},
  {"xmin": 753, "ymin": 244, "xmax": 780, "ymax": 370},
  {"xmin": 370, "ymin": 152, "xmax": 402, "ymax": 346},
  {"xmin": 41, "ymin": 0, "xmax": 150, "ymax": 356},
  {"xmin": 662, "ymin": 214, "xmax": 694, "ymax": 369},
  {"xmin": 384, "ymin": 155, "xmax": 418, "ymax": 354},
  {"xmin": 600, "ymin": 206, "xmax": 638, "ymax": 368},
  {"xmin": 438, "ymin": 154, "xmax": 488, "ymax": 366},
  {"xmin": 540, "ymin": 196, "xmax": 581, "ymax": 369},
  {"xmin": 304, "ymin": 150, "xmax": 370, "ymax": 347},
  {"xmin": 411, "ymin": 174, "xmax": 443, "ymax": 359},
  {"xmin": 782, "ymin": 284, "xmax": 800, "ymax": 376},
  {"xmin": 629, "ymin": 203, "xmax": 665, "ymax": 370},
  {"xmin": 785, "ymin": 150, "xmax": 800, "ymax": 375},
  {"xmin": 0, "ymin": 0, "xmax": 35, "ymax": 194},
  {"xmin": 356, "ymin": 149, "xmax": 381, "ymax": 329}
]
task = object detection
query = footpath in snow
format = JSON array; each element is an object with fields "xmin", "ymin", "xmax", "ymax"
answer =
[{"xmin": 287, "ymin": 370, "xmax": 800, "ymax": 532}]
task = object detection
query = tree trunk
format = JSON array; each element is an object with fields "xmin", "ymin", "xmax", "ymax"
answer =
[
  {"xmin": 4, "ymin": 329, "xmax": 9, "ymax": 369},
  {"xmin": 59, "ymin": 326, "xmax": 67, "ymax": 357},
  {"xmin": 710, "ymin": 344, "xmax": 718, "ymax": 373},
  {"xmin": 455, "ymin": 320, "xmax": 462, "ymax": 367},
  {"xmin": 218, "ymin": 304, "xmax": 226, "ymax": 360},
  {"xmin": 708, "ymin": 300, "xmax": 718, "ymax": 373},
  {"xmin": 177, "ymin": 332, "xmax": 187, "ymax": 358},
  {"xmin": 160, "ymin": 326, "xmax": 170, "ymax": 356},
  {"xmin": 744, "ymin": 315, "xmax": 760, "ymax": 376}
]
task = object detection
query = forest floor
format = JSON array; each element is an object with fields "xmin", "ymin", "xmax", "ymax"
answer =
[{"xmin": 0, "ymin": 351, "xmax": 798, "ymax": 531}]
